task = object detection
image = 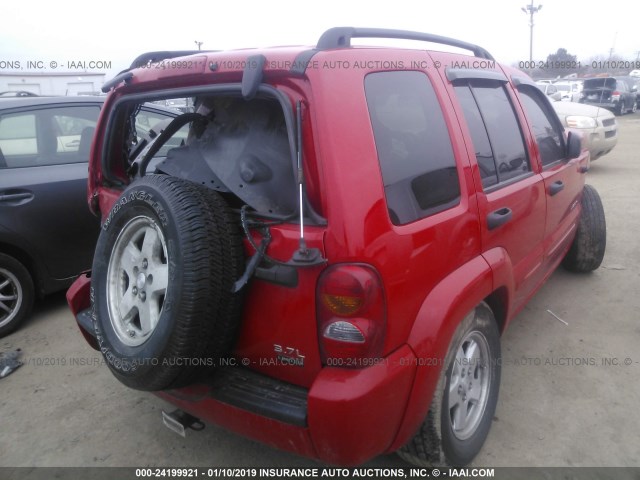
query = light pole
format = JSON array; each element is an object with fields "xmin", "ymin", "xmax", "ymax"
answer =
[
  {"xmin": 521, "ymin": 1, "xmax": 542, "ymax": 62},
  {"xmin": 195, "ymin": 41, "xmax": 203, "ymax": 51}
]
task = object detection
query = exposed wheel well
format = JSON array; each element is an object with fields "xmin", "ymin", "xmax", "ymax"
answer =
[
  {"xmin": 0, "ymin": 242, "xmax": 42, "ymax": 297},
  {"xmin": 484, "ymin": 287, "xmax": 508, "ymax": 334}
]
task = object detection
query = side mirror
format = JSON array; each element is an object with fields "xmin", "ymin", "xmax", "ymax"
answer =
[
  {"xmin": 632, "ymin": 85, "xmax": 638, "ymax": 92},
  {"xmin": 567, "ymin": 131, "xmax": 582, "ymax": 160}
]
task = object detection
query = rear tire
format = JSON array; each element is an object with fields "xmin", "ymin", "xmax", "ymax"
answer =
[
  {"xmin": 398, "ymin": 302, "xmax": 501, "ymax": 467},
  {"xmin": 617, "ymin": 101, "xmax": 626, "ymax": 115},
  {"xmin": 563, "ymin": 185, "xmax": 606, "ymax": 273},
  {"xmin": 0, "ymin": 254, "xmax": 34, "ymax": 338},
  {"xmin": 91, "ymin": 175, "xmax": 244, "ymax": 391}
]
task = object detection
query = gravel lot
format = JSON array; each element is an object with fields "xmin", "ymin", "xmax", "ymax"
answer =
[{"xmin": 1, "ymin": 115, "xmax": 639, "ymax": 469}]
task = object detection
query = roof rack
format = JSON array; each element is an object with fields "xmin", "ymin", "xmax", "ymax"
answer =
[
  {"xmin": 316, "ymin": 27, "xmax": 494, "ymax": 61},
  {"xmin": 128, "ymin": 50, "xmax": 217, "ymax": 70},
  {"xmin": 102, "ymin": 50, "xmax": 218, "ymax": 93}
]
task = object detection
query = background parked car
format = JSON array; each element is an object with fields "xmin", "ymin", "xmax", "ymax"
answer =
[
  {"xmin": 551, "ymin": 99, "xmax": 617, "ymax": 160},
  {"xmin": 537, "ymin": 82, "xmax": 562, "ymax": 101},
  {"xmin": 553, "ymin": 80, "xmax": 583, "ymax": 102},
  {"xmin": 0, "ymin": 96, "xmax": 180, "ymax": 337},
  {"xmin": 580, "ymin": 76, "xmax": 637, "ymax": 115}
]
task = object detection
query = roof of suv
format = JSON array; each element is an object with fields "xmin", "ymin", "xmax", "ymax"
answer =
[{"xmin": 102, "ymin": 27, "xmax": 495, "ymax": 93}]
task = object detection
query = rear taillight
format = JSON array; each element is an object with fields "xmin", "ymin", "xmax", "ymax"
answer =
[
  {"xmin": 317, "ymin": 264, "xmax": 386, "ymax": 367},
  {"xmin": 612, "ymin": 90, "xmax": 621, "ymax": 98}
]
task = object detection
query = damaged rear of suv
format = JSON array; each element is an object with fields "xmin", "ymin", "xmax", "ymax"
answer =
[{"xmin": 67, "ymin": 27, "xmax": 606, "ymax": 467}]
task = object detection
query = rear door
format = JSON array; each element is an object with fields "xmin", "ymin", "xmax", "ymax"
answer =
[
  {"xmin": 0, "ymin": 102, "xmax": 102, "ymax": 283},
  {"xmin": 446, "ymin": 72, "xmax": 547, "ymax": 309}
]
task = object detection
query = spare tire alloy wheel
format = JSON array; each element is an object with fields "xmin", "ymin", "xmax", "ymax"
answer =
[
  {"xmin": 107, "ymin": 216, "xmax": 168, "ymax": 346},
  {"xmin": 92, "ymin": 175, "xmax": 244, "ymax": 391},
  {"xmin": 399, "ymin": 302, "xmax": 501, "ymax": 467},
  {"xmin": 0, "ymin": 254, "xmax": 34, "ymax": 338}
]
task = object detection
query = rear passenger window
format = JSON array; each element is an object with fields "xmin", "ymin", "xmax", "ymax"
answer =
[
  {"xmin": 0, "ymin": 113, "xmax": 37, "ymax": 159},
  {"xmin": 365, "ymin": 71, "xmax": 460, "ymax": 225},
  {"xmin": 517, "ymin": 87, "xmax": 565, "ymax": 166},
  {"xmin": 454, "ymin": 81, "xmax": 530, "ymax": 188}
]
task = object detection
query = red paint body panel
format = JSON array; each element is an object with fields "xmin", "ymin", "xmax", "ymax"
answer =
[
  {"xmin": 155, "ymin": 345, "xmax": 416, "ymax": 465},
  {"xmin": 156, "ymin": 390, "xmax": 319, "ymax": 460}
]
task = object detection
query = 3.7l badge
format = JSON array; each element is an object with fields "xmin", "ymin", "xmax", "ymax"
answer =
[{"xmin": 273, "ymin": 344, "xmax": 305, "ymax": 367}]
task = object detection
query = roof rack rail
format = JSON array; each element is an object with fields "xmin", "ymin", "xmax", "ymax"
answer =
[
  {"xmin": 128, "ymin": 50, "xmax": 217, "ymax": 70},
  {"xmin": 316, "ymin": 27, "xmax": 494, "ymax": 61},
  {"xmin": 102, "ymin": 50, "xmax": 219, "ymax": 93}
]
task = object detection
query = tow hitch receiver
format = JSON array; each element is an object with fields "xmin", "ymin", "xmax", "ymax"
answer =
[{"xmin": 162, "ymin": 409, "xmax": 205, "ymax": 437}]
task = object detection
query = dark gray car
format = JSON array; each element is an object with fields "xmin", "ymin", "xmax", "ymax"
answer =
[
  {"xmin": 0, "ymin": 96, "xmax": 178, "ymax": 336},
  {"xmin": 580, "ymin": 76, "xmax": 638, "ymax": 115}
]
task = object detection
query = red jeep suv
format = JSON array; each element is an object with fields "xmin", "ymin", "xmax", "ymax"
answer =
[{"xmin": 66, "ymin": 27, "xmax": 606, "ymax": 467}]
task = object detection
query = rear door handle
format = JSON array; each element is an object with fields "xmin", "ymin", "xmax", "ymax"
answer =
[
  {"xmin": 549, "ymin": 180, "xmax": 564, "ymax": 196},
  {"xmin": 487, "ymin": 207, "xmax": 512, "ymax": 231},
  {"xmin": 0, "ymin": 191, "xmax": 34, "ymax": 205}
]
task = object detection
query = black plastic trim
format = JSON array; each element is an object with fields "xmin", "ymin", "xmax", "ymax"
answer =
[
  {"xmin": 255, "ymin": 263, "xmax": 299, "ymax": 287},
  {"xmin": 290, "ymin": 49, "xmax": 320, "ymax": 76},
  {"xmin": 487, "ymin": 207, "xmax": 512, "ymax": 230},
  {"xmin": 102, "ymin": 72, "xmax": 134, "ymax": 93},
  {"xmin": 242, "ymin": 55, "xmax": 267, "ymax": 100},
  {"xmin": 511, "ymin": 75, "xmax": 538, "ymax": 88},
  {"xmin": 76, "ymin": 308, "xmax": 94, "ymax": 334},
  {"xmin": 210, "ymin": 367, "xmax": 308, "ymax": 426},
  {"xmin": 128, "ymin": 50, "xmax": 216, "ymax": 70},
  {"xmin": 316, "ymin": 27, "xmax": 494, "ymax": 60},
  {"xmin": 446, "ymin": 68, "xmax": 507, "ymax": 83}
]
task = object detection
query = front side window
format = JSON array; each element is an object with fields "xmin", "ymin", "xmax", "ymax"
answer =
[
  {"xmin": 50, "ymin": 106, "xmax": 100, "ymax": 155},
  {"xmin": 517, "ymin": 87, "xmax": 565, "ymax": 167},
  {"xmin": 365, "ymin": 71, "xmax": 460, "ymax": 225}
]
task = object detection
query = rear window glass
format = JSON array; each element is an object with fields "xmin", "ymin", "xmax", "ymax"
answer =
[{"xmin": 365, "ymin": 71, "xmax": 460, "ymax": 225}]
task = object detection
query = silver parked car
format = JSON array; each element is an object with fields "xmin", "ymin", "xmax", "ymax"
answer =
[{"xmin": 552, "ymin": 100, "xmax": 617, "ymax": 160}]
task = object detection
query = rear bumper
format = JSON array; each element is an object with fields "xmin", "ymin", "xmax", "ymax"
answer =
[{"xmin": 67, "ymin": 274, "xmax": 418, "ymax": 465}]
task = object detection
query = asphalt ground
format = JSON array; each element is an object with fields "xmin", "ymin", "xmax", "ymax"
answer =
[{"xmin": 1, "ymin": 115, "xmax": 639, "ymax": 470}]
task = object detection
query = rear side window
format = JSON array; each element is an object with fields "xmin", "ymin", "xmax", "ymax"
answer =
[
  {"xmin": 454, "ymin": 81, "xmax": 530, "ymax": 188},
  {"xmin": 517, "ymin": 87, "xmax": 565, "ymax": 167},
  {"xmin": 0, "ymin": 113, "xmax": 37, "ymax": 158},
  {"xmin": 365, "ymin": 71, "xmax": 460, "ymax": 225}
]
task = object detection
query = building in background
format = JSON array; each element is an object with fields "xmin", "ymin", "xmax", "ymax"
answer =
[{"xmin": 0, "ymin": 72, "xmax": 106, "ymax": 96}]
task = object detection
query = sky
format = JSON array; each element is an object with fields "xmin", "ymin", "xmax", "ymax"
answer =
[{"xmin": 1, "ymin": 0, "xmax": 638, "ymax": 78}]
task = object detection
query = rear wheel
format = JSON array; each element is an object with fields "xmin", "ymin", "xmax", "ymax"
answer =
[
  {"xmin": 563, "ymin": 184, "xmax": 606, "ymax": 273},
  {"xmin": 0, "ymin": 254, "xmax": 34, "ymax": 338},
  {"xmin": 617, "ymin": 101, "xmax": 626, "ymax": 115},
  {"xmin": 91, "ymin": 174, "xmax": 245, "ymax": 391},
  {"xmin": 398, "ymin": 302, "xmax": 501, "ymax": 467}
]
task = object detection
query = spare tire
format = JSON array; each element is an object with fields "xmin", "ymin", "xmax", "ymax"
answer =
[{"xmin": 91, "ymin": 174, "xmax": 244, "ymax": 391}]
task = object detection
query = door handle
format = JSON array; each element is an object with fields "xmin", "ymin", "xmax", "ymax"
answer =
[
  {"xmin": 549, "ymin": 180, "xmax": 564, "ymax": 196},
  {"xmin": 487, "ymin": 207, "xmax": 512, "ymax": 231},
  {"xmin": 0, "ymin": 191, "xmax": 34, "ymax": 204}
]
